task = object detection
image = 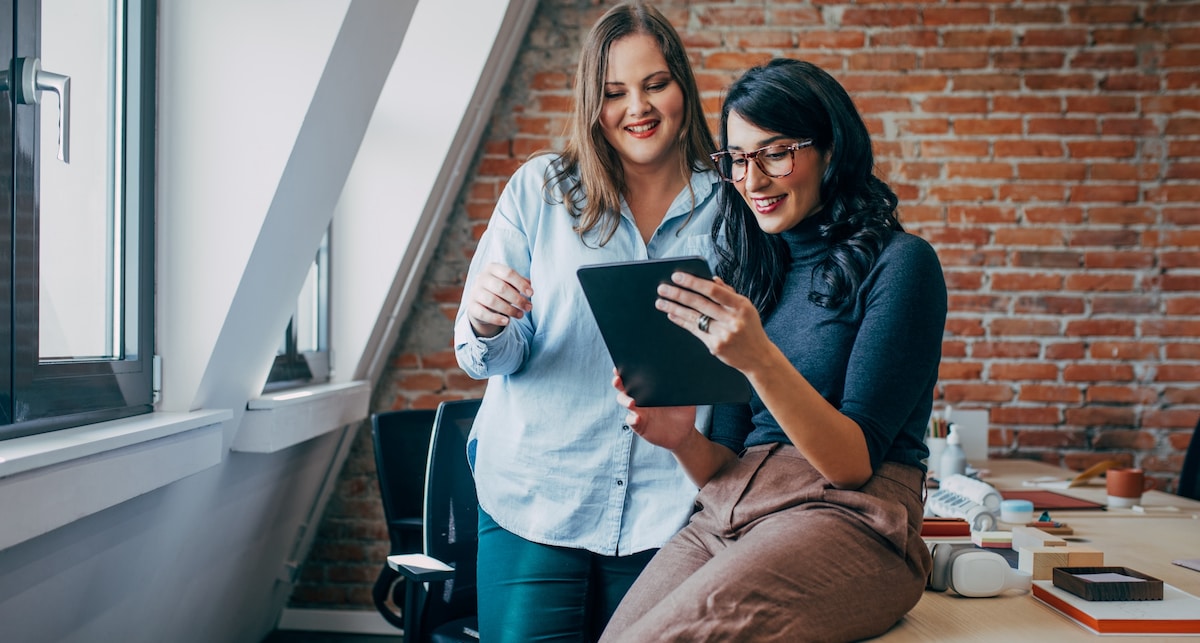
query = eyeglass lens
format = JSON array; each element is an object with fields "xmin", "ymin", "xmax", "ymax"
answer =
[{"xmin": 719, "ymin": 145, "xmax": 795, "ymax": 182}]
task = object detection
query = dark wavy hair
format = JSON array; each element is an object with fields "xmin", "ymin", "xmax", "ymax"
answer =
[{"xmin": 712, "ymin": 58, "xmax": 902, "ymax": 316}]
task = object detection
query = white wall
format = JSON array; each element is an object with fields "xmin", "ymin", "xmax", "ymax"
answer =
[{"xmin": 0, "ymin": 1, "xmax": 535, "ymax": 641}]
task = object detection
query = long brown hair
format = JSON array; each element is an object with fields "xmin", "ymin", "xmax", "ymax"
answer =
[{"xmin": 546, "ymin": 1, "xmax": 715, "ymax": 245}]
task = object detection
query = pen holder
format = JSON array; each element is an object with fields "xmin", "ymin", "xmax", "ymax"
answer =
[{"xmin": 925, "ymin": 437, "xmax": 947, "ymax": 477}]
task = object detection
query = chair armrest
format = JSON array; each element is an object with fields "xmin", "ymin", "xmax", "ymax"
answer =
[{"xmin": 388, "ymin": 553, "xmax": 456, "ymax": 582}]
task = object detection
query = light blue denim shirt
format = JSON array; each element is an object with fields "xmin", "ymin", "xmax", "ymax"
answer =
[{"xmin": 454, "ymin": 153, "xmax": 722, "ymax": 556}]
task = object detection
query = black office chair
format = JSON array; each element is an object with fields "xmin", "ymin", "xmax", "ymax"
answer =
[
  {"xmin": 370, "ymin": 407, "xmax": 438, "ymax": 629},
  {"xmin": 1178, "ymin": 415, "xmax": 1200, "ymax": 501},
  {"xmin": 388, "ymin": 398, "xmax": 482, "ymax": 643}
]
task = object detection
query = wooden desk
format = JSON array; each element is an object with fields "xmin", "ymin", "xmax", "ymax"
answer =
[{"xmin": 878, "ymin": 459, "xmax": 1200, "ymax": 642}]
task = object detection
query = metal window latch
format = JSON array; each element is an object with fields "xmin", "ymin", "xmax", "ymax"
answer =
[{"xmin": 0, "ymin": 57, "xmax": 72, "ymax": 163}]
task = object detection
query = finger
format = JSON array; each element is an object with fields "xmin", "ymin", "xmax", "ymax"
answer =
[
  {"xmin": 671, "ymin": 271, "xmax": 739, "ymax": 307},
  {"xmin": 485, "ymin": 263, "xmax": 534, "ymax": 298},
  {"xmin": 468, "ymin": 301, "xmax": 514, "ymax": 329}
]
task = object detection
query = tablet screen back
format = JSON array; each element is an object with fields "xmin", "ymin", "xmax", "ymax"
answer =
[{"xmin": 577, "ymin": 257, "xmax": 751, "ymax": 407}]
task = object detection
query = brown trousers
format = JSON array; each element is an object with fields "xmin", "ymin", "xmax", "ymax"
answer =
[{"xmin": 600, "ymin": 443, "xmax": 931, "ymax": 643}]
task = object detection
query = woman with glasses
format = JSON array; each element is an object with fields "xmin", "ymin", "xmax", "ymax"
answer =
[
  {"xmin": 600, "ymin": 58, "xmax": 947, "ymax": 642},
  {"xmin": 453, "ymin": 2, "xmax": 722, "ymax": 641}
]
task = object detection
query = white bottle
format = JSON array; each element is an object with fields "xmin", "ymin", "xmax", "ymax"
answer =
[{"xmin": 940, "ymin": 424, "xmax": 968, "ymax": 479}]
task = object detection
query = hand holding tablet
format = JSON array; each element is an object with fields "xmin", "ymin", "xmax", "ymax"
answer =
[{"xmin": 577, "ymin": 257, "xmax": 751, "ymax": 407}]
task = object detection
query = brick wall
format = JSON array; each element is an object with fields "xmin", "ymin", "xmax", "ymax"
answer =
[{"xmin": 289, "ymin": 0, "xmax": 1200, "ymax": 611}]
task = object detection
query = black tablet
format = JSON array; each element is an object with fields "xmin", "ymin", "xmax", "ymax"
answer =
[{"xmin": 577, "ymin": 257, "xmax": 752, "ymax": 407}]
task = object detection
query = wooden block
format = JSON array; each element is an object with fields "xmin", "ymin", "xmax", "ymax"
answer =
[
  {"xmin": 1063, "ymin": 545, "xmax": 1104, "ymax": 567},
  {"xmin": 1011, "ymin": 525, "xmax": 1067, "ymax": 551},
  {"xmin": 972, "ymin": 530, "xmax": 1013, "ymax": 549},
  {"xmin": 1019, "ymin": 546, "xmax": 1071, "ymax": 581},
  {"xmin": 1026, "ymin": 520, "xmax": 1073, "ymax": 535}
]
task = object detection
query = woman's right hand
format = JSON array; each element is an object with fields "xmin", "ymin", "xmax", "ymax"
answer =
[{"xmin": 466, "ymin": 262, "xmax": 533, "ymax": 338}]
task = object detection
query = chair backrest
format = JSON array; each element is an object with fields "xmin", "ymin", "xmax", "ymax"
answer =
[
  {"xmin": 372, "ymin": 408, "xmax": 438, "ymax": 554},
  {"xmin": 420, "ymin": 398, "xmax": 482, "ymax": 635},
  {"xmin": 1178, "ymin": 415, "xmax": 1200, "ymax": 501}
]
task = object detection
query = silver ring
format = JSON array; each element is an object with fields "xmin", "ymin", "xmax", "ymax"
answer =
[{"xmin": 697, "ymin": 314, "xmax": 711, "ymax": 333}]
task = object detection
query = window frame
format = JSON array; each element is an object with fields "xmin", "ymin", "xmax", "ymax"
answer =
[{"xmin": 1, "ymin": 0, "xmax": 155, "ymax": 440}]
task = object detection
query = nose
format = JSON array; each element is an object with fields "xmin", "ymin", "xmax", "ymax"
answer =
[
  {"xmin": 627, "ymin": 90, "xmax": 651, "ymax": 116},
  {"xmin": 742, "ymin": 158, "xmax": 771, "ymax": 191}
]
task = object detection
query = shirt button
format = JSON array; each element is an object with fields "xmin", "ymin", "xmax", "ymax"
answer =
[
  {"xmin": 621, "ymin": 424, "xmax": 630, "ymax": 431},
  {"xmin": 616, "ymin": 480, "xmax": 624, "ymax": 486}
]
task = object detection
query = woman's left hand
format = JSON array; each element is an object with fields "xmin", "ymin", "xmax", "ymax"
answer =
[
  {"xmin": 656, "ymin": 272, "xmax": 773, "ymax": 373},
  {"xmin": 613, "ymin": 371, "xmax": 697, "ymax": 451}
]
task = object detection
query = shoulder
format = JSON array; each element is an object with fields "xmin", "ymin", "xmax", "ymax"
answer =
[
  {"xmin": 507, "ymin": 153, "xmax": 559, "ymax": 187},
  {"xmin": 880, "ymin": 231, "xmax": 942, "ymax": 272},
  {"xmin": 869, "ymin": 231, "xmax": 946, "ymax": 299}
]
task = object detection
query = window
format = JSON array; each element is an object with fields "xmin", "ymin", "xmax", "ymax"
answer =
[
  {"xmin": 1, "ymin": 0, "xmax": 155, "ymax": 440},
  {"xmin": 263, "ymin": 228, "xmax": 330, "ymax": 393}
]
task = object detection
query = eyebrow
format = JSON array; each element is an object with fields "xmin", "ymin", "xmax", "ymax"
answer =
[
  {"xmin": 727, "ymin": 136, "xmax": 790, "ymax": 152},
  {"xmin": 604, "ymin": 70, "xmax": 672, "ymax": 87}
]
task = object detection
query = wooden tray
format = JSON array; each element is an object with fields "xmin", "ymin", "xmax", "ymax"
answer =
[{"xmin": 1053, "ymin": 566, "xmax": 1164, "ymax": 601}]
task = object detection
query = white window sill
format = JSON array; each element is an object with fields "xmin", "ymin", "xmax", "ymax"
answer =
[
  {"xmin": 232, "ymin": 380, "xmax": 370, "ymax": 453},
  {"xmin": 0, "ymin": 409, "xmax": 231, "ymax": 551}
]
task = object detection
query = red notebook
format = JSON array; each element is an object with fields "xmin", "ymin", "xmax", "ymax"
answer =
[
  {"xmin": 921, "ymin": 517, "xmax": 971, "ymax": 538},
  {"xmin": 997, "ymin": 489, "xmax": 1105, "ymax": 511}
]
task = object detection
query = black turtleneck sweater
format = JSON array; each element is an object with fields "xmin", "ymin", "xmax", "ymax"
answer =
[{"xmin": 710, "ymin": 214, "xmax": 948, "ymax": 472}]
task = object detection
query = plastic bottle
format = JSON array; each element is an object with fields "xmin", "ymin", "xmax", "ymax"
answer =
[{"xmin": 940, "ymin": 424, "xmax": 968, "ymax": 479}]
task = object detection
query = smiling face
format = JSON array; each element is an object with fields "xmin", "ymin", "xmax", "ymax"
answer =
[
  {"xmin": 598, "ymin": 33, "xmax": 685, "ymax": 173},
  {"xmin": 725, "ymin": 111, "xmax": 829, "ymax": 234}
]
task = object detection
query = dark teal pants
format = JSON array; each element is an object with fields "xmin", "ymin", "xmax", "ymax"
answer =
[{"xmin": 476, "ymin": 507, "xmax": 656, "ymax": 643}]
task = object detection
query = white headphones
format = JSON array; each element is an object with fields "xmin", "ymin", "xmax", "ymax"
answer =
[{"xmin": 927, "ymin": 543, "xmax": 1032, "ymax": 598}]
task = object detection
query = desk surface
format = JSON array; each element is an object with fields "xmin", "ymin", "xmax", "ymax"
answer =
[{"xmin": 878, "ymin": 459, "xmax": 1200, "ymax": 642}]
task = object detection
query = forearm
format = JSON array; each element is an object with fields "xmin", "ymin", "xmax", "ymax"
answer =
[
  {"xmin": 671, "ymin": 427, "xmax": 738, "ymax": 487},
  {"xmin": 744, "ymin": 344, "xmax": 873, "ymax": 488}
]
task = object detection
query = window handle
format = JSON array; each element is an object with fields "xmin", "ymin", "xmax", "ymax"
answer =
[{"xmin": 1, "ymin": 57, "xmax": 71, "ymax": 163}]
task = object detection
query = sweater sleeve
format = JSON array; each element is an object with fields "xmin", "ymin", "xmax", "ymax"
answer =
[{"xmin": 840, "ymin": 235, "xmax": 947, "ymax": 470}]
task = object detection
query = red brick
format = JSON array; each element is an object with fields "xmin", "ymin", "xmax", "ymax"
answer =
[
  {"xmin": 1066, "ymin": 407, "xmax": 1137, "ymax": 428},
  {"xmin": 1070, "ymin": 5, "xmax": 1139, "ymax": 24},
  {"xmin": 1072, "ymin": 50, "xmax": 1139, "ymax": 70},
  {"xmin": 735, "ymin": 31, "xmax": 797, "ymax": 49},
  {"xmin": 1019, "ymin": 385, "xmax": 1083, "ymax": 404},
  {"xmin": 991, "ymin": 319, "xmax": 1062, "ymax": 336},
  {"xmin": 991, "ymin": 363, "xmax": 1058, "ymax": 380},
  {"xmin": 995, "ymin": 51, "xmax": 1066, "ymax": 69},
  {"xmin": 867, "ymin": 28, "xmax": 937, "ymax": 47},
  {"xmin": 1065, "ymin": 319, "xmax": 1137, "ymax": 337},
  {"xmin": 992, "ymin": 407, "xmax": 1063, "ymax": 426},
  {"xmin": 1046, "ymin": 342, "xmax": 1087, "ymax": 360},
  {"xmin": 1012, "ymin": 295, "xmax": 1086, "ymax": 315},
  {"xmin": 1093, "ymin": 429, "xmax": 1156, "ymax": 450},
  {"xmin": 1084, "ymin": 250, "xmax": 1154, "ymax": 269},
  {"xmin": 1070, "ymin": 268, "xmax": 1132, "ymax": 291},
  {"xmin": 992, "ymin": 272, "xmax": 1063, "ymax": 291},
  {"xmin": 993, "ymin": 95, "xmax": 1063, "ymax": 114},
  {"xmin": 1019, "ymin": 429, "xmax": 1088, "ymax": 449},
  {"xmin": 1016, "ymin": 163, "xmax": 1089, "ymax": 182},
  {"xmin": 942, "ymin": 30, "xmax": 1013, "ymax": 48},
  {"xmin": 1063, "ymin": 363, "xmax": 1136, "ymax": 382},
  {"xmin": 697, "ymin": 5, "xmax": 766, "ymax": 27},
  {"xmin": 995, "ymin": 7, "xmax": 1065, "ymax": 24},
  {"xmin": 1157, "ymin": 365, "xmax": 1200, "ymax": 382},
  {"xmin": 941, "ymin": 383, "xmax": 1014, "ymax": 403},
  {"xmin": 1026, "ymin": 73, "xmax": 1097, "ymax": 91},
  {"xmin": 841, "ymin": 8, "xmax": 920, "ymax": 27},
  {"xmin": 1023, "ymin": 28, "xmax": 1089, "ymax": 47},
  {"xmin": 798, "ymin": 31, "xmax": 867, "ymax": 49},
  {"xmin": 1087, "ymin": 386, "xmax": 1158, "ymax": 405}
]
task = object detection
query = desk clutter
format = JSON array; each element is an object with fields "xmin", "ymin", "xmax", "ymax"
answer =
[{"xmin": 922, "ymin": 472, "xmax": 1200, "ymax": 635}]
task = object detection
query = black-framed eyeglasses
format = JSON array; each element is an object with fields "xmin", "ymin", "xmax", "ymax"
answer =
[{"xmin": 709, "ymin": 141, "xmax": 815, "ymax": 183}]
